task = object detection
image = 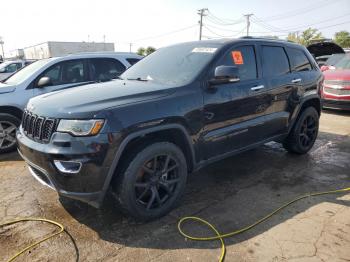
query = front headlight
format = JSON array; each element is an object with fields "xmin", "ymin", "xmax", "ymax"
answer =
[{"xmin": 57, "ymin": 119, "xmax": 104, "ymax": 136}]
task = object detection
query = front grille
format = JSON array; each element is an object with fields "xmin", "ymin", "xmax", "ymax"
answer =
[
  {"xmin": 324, "ymin": 87, "xmax": 350, "ymax": 96},
  {"xmin": 324, "ymin": 80, "xmax": 350, "ymax": 86},
  {"xmin": 22, "ymin": 111, "xmax": 57, "ymax": 142}
]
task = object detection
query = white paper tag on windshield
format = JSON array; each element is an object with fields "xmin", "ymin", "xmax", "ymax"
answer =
[{"xmin": 192, "ymin": 47, "xmax": 217, "ymax": 53}]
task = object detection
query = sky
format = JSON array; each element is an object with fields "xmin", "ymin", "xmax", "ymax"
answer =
[{"xmin": 0, "ymin": 0, "xmax": 349, "ymax": 55}]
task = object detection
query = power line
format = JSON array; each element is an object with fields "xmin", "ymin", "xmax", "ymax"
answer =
[
  {"xmin": 203, "ymin": 25, "xmax": 246, "ymax": 38},
  {"xmin": 206, "ymin": 10, "xmax": 244, "ymax": 25},
  {"xmin": 132, "ymin": 24, "xmax": 198, "ymax": 42},
  {"xmin": 259, "ymin": 0, "xmax": 341, "ymax": 22}
]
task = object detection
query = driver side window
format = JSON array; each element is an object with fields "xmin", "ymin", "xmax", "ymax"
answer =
[
  {"xmin": 43, "ymin": 64, "xmax": 62, "ymax": 85},
  {"xmin": 217, "ymin": 45, "xmax": 258, "ymax": 81}
]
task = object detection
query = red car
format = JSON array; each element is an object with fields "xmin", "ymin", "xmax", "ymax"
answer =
[{"xmin": 322, "ymin": 54, "xmax": 350, "ymax": 110}]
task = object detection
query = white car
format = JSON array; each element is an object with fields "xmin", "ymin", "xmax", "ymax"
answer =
[
  {"xmin": 0, "ymin": 60, "xmax": 34, "ymax": 81},
  {"xmin": 0, "ymin": 52, "xmax": 142, "ymax": 153}
]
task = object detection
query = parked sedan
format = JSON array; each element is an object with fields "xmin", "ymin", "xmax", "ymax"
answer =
[
  {"xmin": 0, "ymin": 52, "xmax": 142, "ymax": 153},
  {"xmin": 322, "ymin": 54, "xmax": 350, "ymax": 110}
]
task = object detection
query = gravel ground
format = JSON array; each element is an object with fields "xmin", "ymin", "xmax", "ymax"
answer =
[{"xmin": 0, "ymin": 109, "xmax": 349, "ymax": 262}]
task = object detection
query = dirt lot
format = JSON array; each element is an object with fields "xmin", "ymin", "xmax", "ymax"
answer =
[{"xmin": 1, "ymin": 110, "xmax": 349, "ymax": 262}]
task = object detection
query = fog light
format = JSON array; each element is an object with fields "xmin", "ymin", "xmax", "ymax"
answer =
[{"xmin": 54, "ymin": 160, "xmax": 82, "ymax": 174}]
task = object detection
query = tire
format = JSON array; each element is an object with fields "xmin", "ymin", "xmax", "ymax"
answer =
[
  {"xmin": 283, "ymin": 107, "xmax": 319, "ymax": 154},
  {"xmin": 112, "ymin": 142, "xmax": 188, "ymax": 221},
  {"xmin": 0, "ymin": 113, "xmax": 21, "ymax": 154}
]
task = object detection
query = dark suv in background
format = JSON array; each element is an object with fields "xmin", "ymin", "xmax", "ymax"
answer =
[{"xmin": 17, "ymin": 38, "xmax": 323, "ymax": 221}]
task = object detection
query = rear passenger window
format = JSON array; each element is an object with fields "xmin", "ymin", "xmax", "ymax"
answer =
[
  {"xmin": 219, "ymin": 45, "xmax": 257, "ymax": 81},
  {"xmin": 90, "ymin": 58, "xmax": 126, "ymax": 82},
  {"xmin": 262, "ymin": 46, "xmax": 290, "ymax": 77},
  {"xmin": 286, "ymin": 48, "xmax": 312, "ymax": 72}
]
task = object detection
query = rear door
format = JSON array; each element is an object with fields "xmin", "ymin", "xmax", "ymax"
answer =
[
  {"xmin": 286, "ymin": 47, "xmax": 318, "ymax": 94},
  {"xmin": 202, "ymin": 44, "xmax": 268, "ymax": 159},
  {"xmin": 33, "ymin": 59, "xmax": 90, "ymax": 96},
  {"xmin": 258, "ymin": 44, "xmax": 301, "ymax": 138}
]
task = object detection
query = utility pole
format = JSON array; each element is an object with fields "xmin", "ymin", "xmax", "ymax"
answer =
[
  {"xmin": 243, "ymin": 14, "xmax": 253, "ymax": 36},
  {"xmin": 197, "ymin": 8, "xmax": 208, "ymax": 40},
  {"xmin": 0, "ymin": 37, "xmax": 4, "ymax": 60},
  {"xmin": 129, "ymin": 43, "xmax": 133, "ymax": 53}
]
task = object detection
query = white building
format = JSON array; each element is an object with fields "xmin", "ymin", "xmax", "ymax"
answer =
[{"xmin": 23, "ymin": 41, "xmax": 115, "ymax": 59}]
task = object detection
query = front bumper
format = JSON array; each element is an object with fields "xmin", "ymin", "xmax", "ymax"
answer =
[
  {"xmin": 322, "ymin": 99, "xmax": 350, "ymax": 111},
  {"xmin": 17, "ymin": 129, "xmax": 118, "ymax": 207}
]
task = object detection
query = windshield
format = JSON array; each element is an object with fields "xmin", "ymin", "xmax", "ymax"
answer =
[
  {"xmin": 121, "ymin": 42, "xmax": 220, "ymax": 86},
  {"xmin": 4, "ymin": 59, "xmax": 52, "ymax": 85},
  {"xmin": 334, "ymin": 54, "xmax": 350, "ymax": 70}
]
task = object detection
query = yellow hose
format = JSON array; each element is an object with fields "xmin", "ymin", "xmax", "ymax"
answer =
[
  {"xmin": 0, "ymin": 218, "xmax": 64, "ymax": 262},
  {"xmin": 1, "ymin": 187, "xmax": 349, "ymax": 262},
  {"xmin": 178, "ymin": 187, "xmax": 350, "ymax": 262}
]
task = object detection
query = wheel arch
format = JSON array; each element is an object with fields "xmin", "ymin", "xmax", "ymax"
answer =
[
  {"xmin": 0, "ymin": 106, "xmax": 24, "ymax": 122},
  {"xmin": 289, "ymin": 95, "xmax": 321, "ymax": 133},
  {"xmin": 99, "ymin": 124, "xmax": 196, "ymax": 203}
]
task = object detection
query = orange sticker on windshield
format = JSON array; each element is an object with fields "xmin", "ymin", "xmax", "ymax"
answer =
[{"xmin": 232, "ymin": 51, "xmax": 244, "ymax": 65}]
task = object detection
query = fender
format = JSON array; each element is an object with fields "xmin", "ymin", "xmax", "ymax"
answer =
[
  {"xmin": 288, "ymin": 92, "xmax": 321, "ymax": 133},
  {"xmin": 98, "ymin": 123, "xmax": 196, "ymax": 204}
]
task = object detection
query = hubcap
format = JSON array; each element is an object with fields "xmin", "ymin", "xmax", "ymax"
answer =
[
  {"xmin": 0, "ymin": 121, "xmax": 17, "ymax": 150},
  {"xmin": 299, "ymin": 115, "xmax": 317, "ymax": 148},
  {"xmin": 134, "ymin": 154, "xmax": 180, "ymax": 210}
]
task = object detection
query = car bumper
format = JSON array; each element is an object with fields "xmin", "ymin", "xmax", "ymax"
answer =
[
  {"xmin": 322, "ymin": 99, "xmax": 350, "ymax": 111},
  {"xmin": 17, "ymin": 129, "xmax": 118, "ymax": 207}
]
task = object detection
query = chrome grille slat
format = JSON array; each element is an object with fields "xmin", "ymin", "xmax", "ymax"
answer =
[
  {"xmin": 21, "ymin": 111, "xmax": 56, "ymax": 143},
  {"xmin": 324, "ymin": 80, "xmax": 350, "ymax": 86},
  {"xmin": 324, "ymin": 87, "xmax": 350, "ymax": 96}
]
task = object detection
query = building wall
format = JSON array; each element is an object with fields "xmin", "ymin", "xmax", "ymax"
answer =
[
  {"xmin": 23, "ymin": 43, "xmax": 50, "ymax": 59},
  {"xmin": 23, "ymin": 41, "xmax": 115, "ymax": 59}
]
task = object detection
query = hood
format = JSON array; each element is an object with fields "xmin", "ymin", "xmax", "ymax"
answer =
[
  {"xmin": 0, "ymin": 82, "xmax": 16, "ymax": 94},
  {"xmin": 28, "ymin": 79, "xmax": 174, "ymax": 118},
  {"xmin": 307, "ymin": 42, "xmax": 344, "ymax": 58},
  {"xmin": 323, "ymin": 69, "xmax": 350, "ymax": 80}
]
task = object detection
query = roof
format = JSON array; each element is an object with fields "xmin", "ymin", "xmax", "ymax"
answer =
[
  {"xmin": 169, "ymin": 37, "xmax": 302, "ymax": 48},
  {"xmin": 49, "ymin": 52, "xmax": 143, "ymax": 61}
]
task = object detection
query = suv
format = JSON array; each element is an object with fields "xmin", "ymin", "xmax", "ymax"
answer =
[
  {"xmin": 17, "ymin": 38, "xmax": 322, "ymax": 221},
  {"xmin": 0, "ymin": 52, "xmax": 142, "ymax": 153}
]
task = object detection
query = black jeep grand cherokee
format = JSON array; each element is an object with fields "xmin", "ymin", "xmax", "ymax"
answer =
[{"xmin": 17, "ymin": 38, "xmax": 323, "ymax": 220}]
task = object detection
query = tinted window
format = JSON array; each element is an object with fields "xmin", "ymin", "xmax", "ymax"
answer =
[
  {"xmin": 262, "ymin": 46, "xmax": 290, "ymax": 77},
  {"xmin": 90, "ymin": 58, "xmax": 126, "ymax": 82},
  {"xmin": 287, "ymin": 48, "xmax": 312, "ymax": 72},
  {"xmin": 62, "ymin": 60, "xmax": 86, "ymax": 83},
  {"xmin": 126, "ymin": 58, "xmax": 141, "ymax": 65},
  {"xmin": 219, "ymin": 45, "xmax": 257, "ymax": 81}
]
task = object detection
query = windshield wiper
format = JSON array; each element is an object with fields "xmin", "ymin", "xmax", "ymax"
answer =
[{"xmin": 127, "ymin": 77, "xmax": 148, "ymax": 81}]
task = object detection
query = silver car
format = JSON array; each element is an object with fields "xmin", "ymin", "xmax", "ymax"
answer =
[
  {"xmin": 0, "ymin": 60, "xmax": 33, "ymax": 81},
  {"xmin": 0, "ymin": 52, "xmax": 142, "ymax": 153}
]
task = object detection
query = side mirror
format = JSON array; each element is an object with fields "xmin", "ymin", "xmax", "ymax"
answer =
[
  {"xmin": 320, "ymin": 65, "xmax": 329, "ymax": 72},
  {"xmin": 209, "ymin": 66, "xmax": 240, "ymax": 86},
  {"xmin": 37, "ymin": 76, "xmax": 52, "ymax": 88}
]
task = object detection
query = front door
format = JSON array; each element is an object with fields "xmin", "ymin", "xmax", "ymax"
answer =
[
  {"xmin": 34, "ymin": 59, "xmax": 90, "ymax": 96},
  {"xmin": 201, "ymin": 44, "xmax": 269, "ymax": 160}
]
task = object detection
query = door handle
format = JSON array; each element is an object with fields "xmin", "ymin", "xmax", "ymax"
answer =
[
  {"xmin": 291, "ymin": 78, "xmax": 302, "ymax": 83},
  {"xmin": 251, "ymin": 85, "xmax": 265, "ymax": 91}
]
